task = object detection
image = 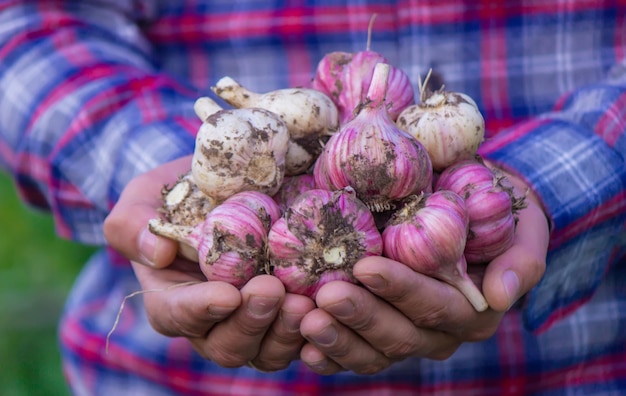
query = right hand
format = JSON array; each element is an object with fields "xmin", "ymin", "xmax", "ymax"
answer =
[
  {"xmin": 103, "ymin": 155, "xmax": 315, "ymax": 371},
  {"xmin": 297, "ymin": 170, "xmax": 549, "ymax": 375}
]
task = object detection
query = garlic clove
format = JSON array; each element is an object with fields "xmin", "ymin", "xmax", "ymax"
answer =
[
  {"xmin": 382, "ymin": 191, "xmax": 489, "ymax": 312},
  {"xmin": 284, "ymin": 140, "xmax": 316, "ymax": 176}
]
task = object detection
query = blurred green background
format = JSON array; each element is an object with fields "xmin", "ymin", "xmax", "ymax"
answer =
[{"xmin": 0, "ymin": 172, "xmax": 96, "ymax": 396}]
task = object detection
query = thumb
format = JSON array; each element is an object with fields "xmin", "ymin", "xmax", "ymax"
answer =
[
  {"xmin": 482, "ymin": 199, "xmax": 549, "ymax": 312},
  {"xmin": 103, "ymin": 156, "xmax": 193, "ymax": 268}
]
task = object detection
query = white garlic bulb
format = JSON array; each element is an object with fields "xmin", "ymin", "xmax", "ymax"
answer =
[
  {"xmin": 191, "ymin": 96, "xmax": 290, "ymax": 202},
  {"xmin": 396, "ymin": 71, "xmax": 485, "ymax": 172},
  {"xmin": 212, "ymin": 77, "xmax": 339, "ymax": 175}
]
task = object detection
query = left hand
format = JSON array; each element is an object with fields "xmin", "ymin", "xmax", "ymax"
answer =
[
  {"xmin": 298, "ymin": 174, "xmax": 549, "ymax": 375},
  {"xmin": 103, "ymin": 155, "xmax": 316, "ymax": 372}
]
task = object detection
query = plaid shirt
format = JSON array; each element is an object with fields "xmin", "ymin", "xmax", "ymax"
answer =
[{"xmin": 1, "ymin": 0, "xmax": 625, "ymax": 394}]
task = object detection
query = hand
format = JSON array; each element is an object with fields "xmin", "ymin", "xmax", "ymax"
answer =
[
  {"xmin": 103, "ymin": 155, "xmax": 315, "ymax": 371},
  {"xmin": 298, "ymin": 174, "xmax": 549, "ymax": 375}
]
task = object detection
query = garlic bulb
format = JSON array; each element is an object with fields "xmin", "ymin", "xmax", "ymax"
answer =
[
  {"xmin": 314, "ymin": 63, "xmax": 432, "ymax": 212},
  {"xmin": 148, "ymin": 191, "xmax": 280, "ymax": 287},
  {"xmin": 383, "ymin": 191, "xmax": 488, "ymax": 312},
  {"xmin": 310, "ymin": 15, "xmax": 414, "ymax": 125},
  {"xmin": 311, "ymin": 50, "xmax": 415, "ymax": 125},
  {"xmin": 191, "ymin": 96, "xmax": 290, "ymax": 202},
  {"xmin": 268, "ymin": 187, "xmax": 383, "ymax": 299},
  {"xmin": 396, "ymin": 70, "xmax": 485, "ymax": 172},
  {"xmin": 434, "ymin": 157, "xmax": 527, "ymax": 264},
  {"xmin": 212, "ymin": 77, "xmax": 339, "ymax": 176}
]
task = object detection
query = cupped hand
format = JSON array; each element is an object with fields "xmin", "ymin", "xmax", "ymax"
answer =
[
  {"xmin": 299, "ymin": 175, "xmax": 549, "ymax": 375},
  {"xmin": 103, "ymin": 155, "xmax": 315, "ymax": 371}
]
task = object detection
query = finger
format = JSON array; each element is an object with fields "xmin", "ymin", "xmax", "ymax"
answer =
[
  {"xmin": 132, "ymin": 260, "xmax": 241, "ymax": 338},
  {"xmin": 315, "ymin": 281, "xmax": 461, "ymax": 361},
  {"xmin": 194, "ymin": 275, "xmax": 285, "ymax": 367},
  {"xmin": 103, "ymin": 155, "xmax": 193, "ymax": 268},
  {"xmin": 354, "ymin": 256, "xmax": 502, "ymax": 341},
  {"xmin": 300, "ymin": 307, "xmax": 393, "ymax": 375},
  {"xmin": 249, "ymin": 293, "xmax": 316, "ymax": 372},
  {"xmin": 482, "ymin": 199, "xmax": 549, "ymax": 311}
]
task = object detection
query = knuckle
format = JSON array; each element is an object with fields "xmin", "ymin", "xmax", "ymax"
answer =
[
  {"xmin": 326, "ymin": 343, "xmax": 351, "ymax": 359},
  {"xmin": 207, "ymin": 345, "xmax": 251, "ymax": 368},
  {"xmin": 411, "ymin": 303, "xmax": 449, "ymax": 329},
  {"xmin": 464, "ymin": 324, "xmax": 498, "ymax": 342},
  {"xmin": 166, "ymin": 295, "xmax": 209, "ymax": 338},
  {"xmin": 237, "ymin": 320, "xmax": 269, "ymax": 338},
  {"xmin": 252, "ymin": 358, "xmax": 291, "ymax": 372},
  {"xmin": 143, "ymin": 298, "xmax": 179, "ymax": 337},
  {"xmin": 425, "ymin": 339, "xmax": 462, "ymax": 361},
  {"xmin": 320, "ymin": 336, "xmax": 351, "ymax": 359},
  {"xmin": 380, "ymin": 280, "xmax": 414, "ymax": 304},
  {"xmin": 529, "ymin": 256, "xmax": 547, "ymax": 283},
  {"xmin": 168, "ymin": 313, "xmax": 206, "ymax": 338},
  {"xmin": 145, "ymin": 314, "xmax": 172, "ymax": 337},
  {"xmin": 268, "ymin": 332, "xmax": 297, "ymax": 346},
  {"xmin": 427, "ymin": 346, "xmax": 458, "ymax": 361},
  {"xmin": 353, "ymin": 360, "xmax": 391, "ymax": 375},
  {"xmin": 347, "ymin": 312, "xmax": 378, "ymax": 333},
  {"xmin": 381, "ymin": 339, "xmax": 418, "ymax": 360}
]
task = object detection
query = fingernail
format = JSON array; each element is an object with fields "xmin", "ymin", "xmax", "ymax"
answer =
[
  {"xmin": 247, "ymin": 296, "xmax": 280, "ymax": 318},
  {"xmin": 309, "ymin": 324, "xmax": 337, "ymax": 347},
  {"xmin": 359, "ymin": 274, "xmax": 388, "ymax": 291},
  {"xmin": 502, "ymin": 270, "xmax": 520, "ymax": 308},
  {"xmin": 307, "ymin": 359, "xmax": 328, "ymax": 371},
  {"xmin": 325, "ymin": 299, "xmax": 355, "ymax": 318},
  {"xmin": 138, "ymin": 227, "xmax": 158, "ymax": 267},
  {"xmin": 279, "ymin": 310, "xmax": 302, "ymax": 332}
]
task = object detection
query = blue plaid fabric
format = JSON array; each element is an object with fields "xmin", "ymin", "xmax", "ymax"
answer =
[{"xmin": 0, "ymin": 0, "xmax": 625, "ymax": 394}]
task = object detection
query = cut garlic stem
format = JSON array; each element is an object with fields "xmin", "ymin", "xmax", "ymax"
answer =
[
  {"xmin": 212, "ymin": 76, "xmax": 261, "ymax": 107},
  {"xmin": 454, "ymin": 276, "xmax": 489, "ymax": 312},
  {"xmin": 194, "ymin": 97, "xmax": 222, "ymax": 121},
  {"xmin": 164, "ymin": 178, "xmax": 192, "ymax": 207},
  {"xmin": 323, "ymin": 246, "xmax": 347, "ymax": 266}
]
